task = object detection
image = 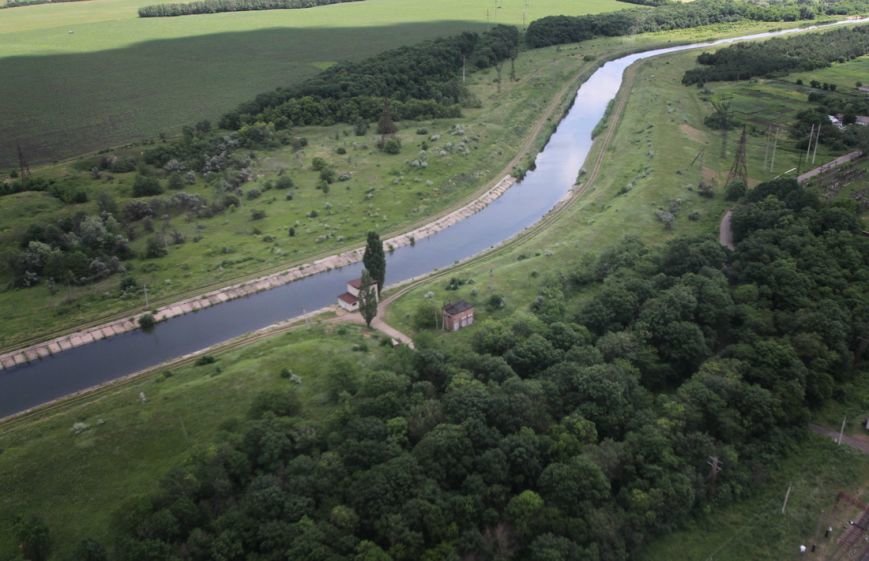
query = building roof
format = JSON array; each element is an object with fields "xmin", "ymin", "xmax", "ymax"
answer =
[
  {"xmin": 348, "ymin": 278, "xmax": 363, "ymax": 289},
  {"xmin": 338, "ymin": 293, "xmax": 358, "ymax": 305},
  {"xmin": 443, "ymin": 300, "xmax": 473, "ymax": 316}
]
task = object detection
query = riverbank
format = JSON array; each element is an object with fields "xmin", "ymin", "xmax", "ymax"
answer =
[{"xmin": 0, "ymin": 174, "xmax": 514, "ymax": 372}]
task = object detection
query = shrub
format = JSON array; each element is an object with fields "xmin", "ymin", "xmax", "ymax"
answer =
[
  {"xmin": 145, "ymin": 236, "xmax": 167, "ymax": 258},
  {"xmin": 380, "ymin": 137, "xmax": 402, "ymax": 155},
  {"xmin": 138, "ymin": 313, "xmax": 156, "ymax": 331},
  {"xmin": 195, "ymin": 355, "xmax": 216, "ymax": 366},
  {"xmin": 725, "ymin": 181, "xmax": 746, "ymax": 201},
  {"xmin": 320, "ymin": 167, "xmax": 336, "ymax": 183},
  {"xmin": 251, "ymin": 209, "xmax": 267, "ymax": 220},
  {"xmin": 414, "ymin": 302, "xmax": 439, "ymax": 329},
  {"xmin": 354, "ymin": 120, "xmax": 369, "ymax": 136},
  {"xmin": 275, "ymin": 176, "xmax": 294, "ymax": 190},
  {"xmin": 312, "ymin": 157, "xmax": 327, "ymax": 171},
  {"xmin": 132, "ymin": 175, "xmax": 163, "ymax": 197},
  {"xmin": 336, "ymin": 147, "xmax": 347, "ymax": 155}
]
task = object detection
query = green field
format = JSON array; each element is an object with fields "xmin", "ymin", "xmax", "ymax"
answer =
[{"xmin": 0, "ymin": 0, "xmax": 626, "ymax": 167}]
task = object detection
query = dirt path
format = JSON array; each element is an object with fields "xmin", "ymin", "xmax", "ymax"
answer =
[
  {"xmin": 719, "ymin": 209, "xmax": 734, "ymax": 250},
  {"xmin": 810, "ymin": 423, "xmax": 869, "ymax": 454},
  {"xmin": 332, "ymin": 308, "xmax": 416, "ymax": 349},
  {"xmin": 798, "ymin": 150, "xmax": 864, "ymax": 184}
]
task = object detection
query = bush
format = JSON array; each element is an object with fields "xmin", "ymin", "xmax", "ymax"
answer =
[
  {"xmin": 380, "ymin": 137, "xmax": 402, "ymax": 155},
  {"xmin": 119, "ymin": 276, "xmax": 138, "ymax": 292},
  {"xmin": 320, "ymin": 167, "xmax": 337, "ymax": 183},
  {"xmin": 138, "ymin": 313, "xmax": 156, "ymax": 331},
  {"xmin": 336, "ymin": 147, "xmax": 347, "ymax": 155},
  {"xmin": 251, "ymin": 209, "xmax": 267, "ymax": 220},
  {"xmin": 725, "ymin": 181, "xmax": 746, "ymax": 201},
  {"xmin": 354, "ymin": 120, "xmax": 369, "ymax": 136},
  {"xmin": 414, "ymin": 302, "xmax": 439, "ymax": 329},
  {"xmin": 312, "ymin": 157, "xmax": 327, "ymax": 171},
  {"xmin": 145, "ymin": 236, "xmax": 167, "ymax": 258},
  {"xmin": 132, "ymin": 175, "xmax": 163, "ymax": 197},
  {"xmin": 275, "ymin": 176, "xmax": 294, "ymax": 190},
  {"xmin": 195, "ymin": 355, "xmax": 216, "ymax": 366}
]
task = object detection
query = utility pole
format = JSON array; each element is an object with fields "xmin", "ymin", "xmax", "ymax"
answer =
[
  {"xmin": 805, "ymin": 124, "xmax": 815, "ymax": 163},
  {"xmin": 769, "ymin": 127, "xmax": 779, "ymax": 172},
  {"xmin": 725, "ymin": 126, "xmax": 748, "ymax": 187},
  {"xmin": 144, "ymin": 283, "xmax": 149, "ymax": 309},
  {"xmin": 16, "ymin": 143, "xmax": 31, "ymax": 181},
  {"xmin": 811, "ymin": 123, "xmax": 821, "ymax": 164},
  {"xmin": 782, "ymin": 483, "xmax": 793, "ymax": 514},
  {"xmin": 838, "ymin": 417, "xmax": 847, "ymax": 445},
  {"xmin": 763, "ymin": 125, "xmax": 772, "ymax": 172}
]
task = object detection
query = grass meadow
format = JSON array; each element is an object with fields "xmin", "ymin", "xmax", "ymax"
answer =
[{"xmin": 0, "ymin": 0, "xmax": 626, "ymax": 166}]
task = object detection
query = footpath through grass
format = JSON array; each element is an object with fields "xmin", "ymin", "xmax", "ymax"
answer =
[{"xmin": 0, "ymin": 0, "xmax": 625, "ymax": 166}]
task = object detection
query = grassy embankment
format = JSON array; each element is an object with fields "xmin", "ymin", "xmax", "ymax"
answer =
[
  {"xmin": 0, "ymin": 0, "xmax": 625, "ymax": 167},
  {"xmin": 0, "ymin": 322, "xmax": 392, "ymax": 555},
  {"xmin": 385, "ymin": 46, "xmax": 869, "ymax": 335}
]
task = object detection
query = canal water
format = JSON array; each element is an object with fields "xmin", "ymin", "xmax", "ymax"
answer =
[{"xmin": 0, "ymin": 22, "xmax": 859, "ymax": 418}]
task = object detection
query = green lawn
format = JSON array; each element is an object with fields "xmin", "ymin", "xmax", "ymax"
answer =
[
  {"xmin": 0, "ymin": 0, "xmax": 626, "ymax": 166},
  {"xmin": 0, "ymin": 322, "xmax": 390, "ymax": 556}
]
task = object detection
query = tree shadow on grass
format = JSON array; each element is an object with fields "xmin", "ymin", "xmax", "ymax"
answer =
[{"xmin": 0, "ymin": 21, "xmax": 491, "ymax": 167}]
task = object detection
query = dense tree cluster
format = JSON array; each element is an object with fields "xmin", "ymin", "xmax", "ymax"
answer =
[
  {"xmin": 89, "ymin": 178, "xmax": 868, "ymax": 560},
  {"xmin": 138, "ymin": 0, "xmax": 361, "ymax": 17},
  {"xmin": 218, "ymin": 25, "xmax": 519, "ymax": 131},
  {"xmin": 683, "ymin": 24, "xmax": 869, "ymax": 84},
  {"xmin": 525, "ymin": 0, "xmax": 865, "ymax": 48},
  {"xmin": 2, "ymin": 0, "xmax": 87, "ymax": 8},
  {"xmin": 617, "ymin": 0, "xmax": 671, "ymax": 6}
]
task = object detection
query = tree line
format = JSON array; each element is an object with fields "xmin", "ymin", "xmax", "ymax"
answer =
[
  {"xmin": 682, "ymin": 24, "xmax": 869, "ymax": 84},
  {"xmin": 218, "ymin": 25, "xmax": 520, "ymax": 131},
  {"xmin": 24, "ymin": 177, "xmax": 865, "ymax": 561},
  {"xmin": 137, "ymin": 0, "xmax": 361, "ymax": 18},
  {"xmin": 525, "ymin": 0, "xmax": 865, "ymax": 48}
]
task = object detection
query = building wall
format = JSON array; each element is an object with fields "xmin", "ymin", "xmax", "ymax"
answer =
[{"xmin": 444, "ymin": 309, "xmax": 474, "ymax": 331}]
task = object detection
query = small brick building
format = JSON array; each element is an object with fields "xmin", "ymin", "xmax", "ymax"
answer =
[
  {"xmin": 337, "ymin": 278, "xmax": 378, "ymax": 312},
  {"xmin": 443, "ymin": 300, "xmax": 475, "ymax": 331}
]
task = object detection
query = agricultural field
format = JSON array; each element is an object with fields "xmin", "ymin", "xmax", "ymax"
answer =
[
  {"xmin": 0, "ymin": 321, "xmax": 391, "ymax": 555},
  {"xmin": 386, "ymin": 46, "xmax": 869, "ymax": 334},
  {"xmin": 0, "ymin": 0, "xmax": 626, "ymax": 167}
]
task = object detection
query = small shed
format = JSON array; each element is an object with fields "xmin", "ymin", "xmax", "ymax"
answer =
[
  {"xmin": 337, "ymin": 278, "xmax": 378, "ymax": 312},
  {"xmin": 443, "ymin": 300, "xmax": 475, "ymax": 331}
]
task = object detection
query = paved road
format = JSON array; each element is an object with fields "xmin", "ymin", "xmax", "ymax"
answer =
[{"xmin": 810, "ymin": 423, "xmax": 869, "ymax": 454}]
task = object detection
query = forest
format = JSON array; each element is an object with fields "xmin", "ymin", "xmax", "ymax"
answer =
[
  {"xmin": 218, "ymin": 25, "xmax": 520, "ymax": 130},
  {"xmin": 25, "ymin": 178, "xmax": 865, "ymax": 560},
  {"xmin": 682, "ymin": 24, "xmax": 869, "ymax": 84},
  {"xmin": 524, "ymin": 0, "xmax": 866, "ymax": 48},
  {"xmin": 137, "ymin": 0, "xmax": 362, "ymax": 18}
]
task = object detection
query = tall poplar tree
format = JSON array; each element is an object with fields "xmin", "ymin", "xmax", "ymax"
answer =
[
  {"xmin": 358, "ymin": 269, "xmax": 378, "ymax": 328},
  {"xmin": 362, "ymin": 231, "xmax": 386, "ymax": 291}
]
